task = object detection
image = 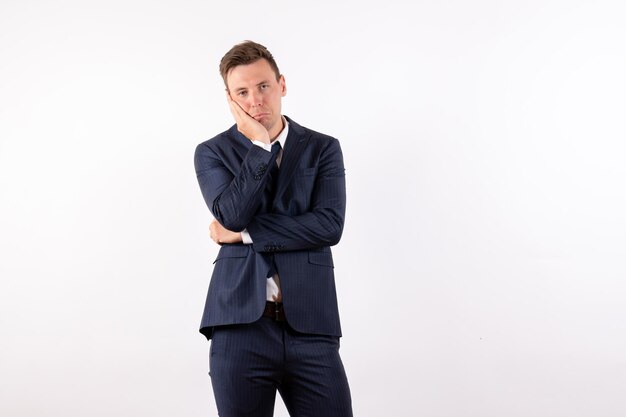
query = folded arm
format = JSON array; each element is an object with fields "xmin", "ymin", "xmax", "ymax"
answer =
[
  {"xmin": 194, "ymin": 141, "xmax": 277, "ymax": 232},
  {"xmin": 246, "ymin": 138, "xmax": 346, "ymax": 252}
]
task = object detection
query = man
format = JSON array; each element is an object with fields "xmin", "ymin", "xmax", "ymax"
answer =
[{"xmin": 194, "ymin": 41, "xmax": 353, "ymax": 417}]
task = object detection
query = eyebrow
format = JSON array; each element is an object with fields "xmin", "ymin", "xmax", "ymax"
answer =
[{"xmin": 233, "ymin": 81, "xmax": 270, "ymax": 93}]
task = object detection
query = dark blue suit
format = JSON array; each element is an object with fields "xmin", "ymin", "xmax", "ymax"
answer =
[
  {"xmin": 195, "ymin": 116, "xmax": 346, "ymax": 338},
  {"xmin": 194, "ymin": 116, "xmax": 352, "ymax": 416}
]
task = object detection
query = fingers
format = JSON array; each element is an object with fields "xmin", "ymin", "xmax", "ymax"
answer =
[
  {"xmin": 226, "ymin": 91, "xmax": 247, "ymax": 120},
  {"xmin": 226, "ymin": 94, "xmax": 249, "ymax": 129},
  {"xmin": 224, "ymin": 90, "xmax": 269, "ymax": 142},
  {"xmin": 209, "ymin": 219, "xmax": 220, "ymax": 244},
  {"xmin": 226, "ymin": 92, "xmax": 238, "ymax": 119}
]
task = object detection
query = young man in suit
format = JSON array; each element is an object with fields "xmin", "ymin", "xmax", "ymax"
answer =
[{"xmin": 194, "ymin": 41, "xmax": 352, "ymax": 417}]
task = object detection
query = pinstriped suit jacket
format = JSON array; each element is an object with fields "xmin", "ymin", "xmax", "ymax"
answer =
[{"xmin": 194, "ymin": 116, "xmax": 346, "ymax": 339}]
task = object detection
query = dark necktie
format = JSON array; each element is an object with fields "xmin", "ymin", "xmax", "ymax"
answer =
[
  {"xmin": 267, "ymin": 141, "xmax": 281, "ymax": 195},
  {"xmin": 266, "ymin": 141, "xmax": 282, "ymax": 278}
]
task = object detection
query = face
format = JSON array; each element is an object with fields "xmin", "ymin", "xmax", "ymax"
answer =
[{"xmin": 226, "ymin": 59, "xmax": 287, "ymax": 139}]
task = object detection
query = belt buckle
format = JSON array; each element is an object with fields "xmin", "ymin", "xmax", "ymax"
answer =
[{"xmin": 274, "ymin": 302, "xmax": 281, "ymax": 321}]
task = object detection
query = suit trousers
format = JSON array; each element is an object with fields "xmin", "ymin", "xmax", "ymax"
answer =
[{"xmin": 209, "ymin": 316, "xmax": 353, "ymax": 417}]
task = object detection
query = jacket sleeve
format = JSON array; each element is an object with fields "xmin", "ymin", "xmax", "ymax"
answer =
[
  {"xmin": 246, "ymin": 138, "xmax": 346, "ymax": 252},
  {"xmin": 194, "ymin": 140, "xmax": 277, "ymax": 232}
]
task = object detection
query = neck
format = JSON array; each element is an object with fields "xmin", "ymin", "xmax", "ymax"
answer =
[{"xmin": 269, "ymin": 116, "xmax": 286, "ymax": 141}]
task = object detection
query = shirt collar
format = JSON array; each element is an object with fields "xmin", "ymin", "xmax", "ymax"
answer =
[{"xmin": 272, "ymin": 116, "xmax": 289, "ymax": 149}]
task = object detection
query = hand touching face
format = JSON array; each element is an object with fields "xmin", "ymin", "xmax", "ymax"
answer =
[
  {"xmin": 225, "ymin": 58, "xmax": 286, "ymax": 142},
  {"xmin": 226, "ymin": 91, "xmax": 271, "ymax": 143}
]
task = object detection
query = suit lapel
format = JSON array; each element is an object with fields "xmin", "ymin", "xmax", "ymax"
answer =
[{"xmin": 274, "ymin": 117, "xmax": 309, "ymax": 203}]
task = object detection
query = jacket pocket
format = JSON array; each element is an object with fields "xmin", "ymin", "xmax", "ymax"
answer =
[
  {"xmin": 308, "ymin": 249, "xmax": 334, "ymax": 268},
  {"xmin": 213, "ymin": 245, "xmax": 250, "ymax": 263}
]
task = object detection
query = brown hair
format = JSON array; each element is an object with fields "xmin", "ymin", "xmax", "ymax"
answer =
[{"xmin": 219, "ymin": 40, "xmax": 281, "ymax": 86}]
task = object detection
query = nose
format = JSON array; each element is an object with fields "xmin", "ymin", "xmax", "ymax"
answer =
[{"xmin": 248, "ymin": 90, "xmax": 263, "ymax": 107}]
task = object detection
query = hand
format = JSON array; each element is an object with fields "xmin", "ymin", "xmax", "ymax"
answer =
[
  {"xmin": 209, "ymin": 219, "xmax": 243, "ymax": 245},
  {"xmin": 226, "ymin": 91, "xmax": 270, "ymax": 144}
]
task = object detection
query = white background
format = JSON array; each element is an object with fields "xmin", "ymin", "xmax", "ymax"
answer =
[{"xmin": 1, "ymin": 1, "xmax": 625, "ymax": 416}]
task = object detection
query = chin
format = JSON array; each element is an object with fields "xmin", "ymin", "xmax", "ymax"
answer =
[{"xmin": 261, "ymin": 120, "xmax": 275, "ymax": 131}]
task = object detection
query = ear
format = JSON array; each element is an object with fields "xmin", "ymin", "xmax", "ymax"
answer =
[{"xmin": 279, "ymin": 75, "xmax": 287, "ymax": 97}]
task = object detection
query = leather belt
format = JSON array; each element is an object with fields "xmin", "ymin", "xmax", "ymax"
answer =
[{"xmin": 263, "ymin": 301, "xmax": 286, "ymax": 322}]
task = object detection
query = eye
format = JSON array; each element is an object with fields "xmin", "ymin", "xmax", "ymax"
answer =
[
  {"xmin": 260, "ymin": 84, "xmax": 269, "ymax": 90},
  {"xmin": 237, "ymin": 90, "xmax": 247, "ymax": 97}
]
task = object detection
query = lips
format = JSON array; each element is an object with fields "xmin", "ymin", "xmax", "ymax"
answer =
[{"xmin": 253, "ymin": 113, "xmax": 270, "ymax": 120}]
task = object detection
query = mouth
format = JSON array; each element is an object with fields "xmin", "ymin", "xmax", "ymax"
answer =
[{"xmin": 252, "ymin": 113, "xmax": 270, "ymax": 120}]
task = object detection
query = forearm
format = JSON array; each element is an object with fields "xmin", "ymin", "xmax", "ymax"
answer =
[
  {"xmin": 246, "ymin": 137, "xmax": 346, "ymax": 252},
  {"xmin": 246, "ymin": 207, "xmax": 345, "ymax": 252}
]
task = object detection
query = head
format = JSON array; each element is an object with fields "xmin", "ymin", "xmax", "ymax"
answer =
[
  {"xmin": 219, "ymin": 41, "xmax": 281, "ymax": 85},
  {"xmin": 220, "ymin": 41, "xmax": 287, "ymax": 139}
]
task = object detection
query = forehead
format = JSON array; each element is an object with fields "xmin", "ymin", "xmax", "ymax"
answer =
[{"xmin": 226, "ymin": 59, "xmax": 276, "ymax": 90}]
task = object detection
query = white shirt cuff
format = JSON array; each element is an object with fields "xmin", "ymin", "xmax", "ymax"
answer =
[
  {"xmin": 252, "ymin": 140, "xmax": 273, "ymax": 152},
  {"xmin": 241, "ymin": 229, "xmax": 253, "ymax": 244}
]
